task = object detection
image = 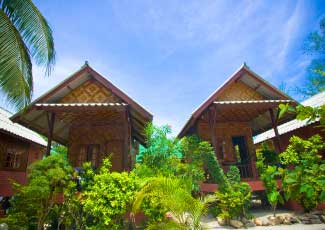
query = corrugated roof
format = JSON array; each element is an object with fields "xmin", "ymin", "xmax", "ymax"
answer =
[
  {"xmin": 35, "ymin": 102, "xmax": 127, "ymax": 107},
  {"xmin": 253, "ymin": 91, "xmax": 325, "ymax": 144},
  {"xmin": 214, "ymin": 99, "xmax": 292, "ymax": 105},
  {"xmin": 178, "ymin": 63, "xmax": 297, "ymax": 138},
  {"xmin": 0, "ymin": 107, "xmax": 47, "ymax": 146}
]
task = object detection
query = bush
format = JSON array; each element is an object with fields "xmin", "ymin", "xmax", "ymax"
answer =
[
  {"xmin": 82, "ymin": 158, "xmax": 137, "ymax": 229},
  {"xmin": 212, "ymin": 166, "xmax": 251, "ymax": 220},
  {"xmin": 256, "ymin": 149, "xmax": 283, "ymax": 216},
  {"xmin": 213, "ymin": 183, "xmax": 251, "ymax": 220},
  {"xmin": 4, "ymin": 154, "xmax": 72, "ymax": 229},
  {"xmin": 279, "ymin": 135, "xmax": 325, "ymax": 211}
]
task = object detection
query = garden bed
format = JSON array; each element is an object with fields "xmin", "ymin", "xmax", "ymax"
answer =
[{"xmin": 201, "ymin": 209, "xmax": 325, "ymax": 229}]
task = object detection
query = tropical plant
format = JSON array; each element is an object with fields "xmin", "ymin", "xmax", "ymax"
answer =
[
  {"xmin": 279, "ymin": 135, "xmax": 325, "ymax": 211},
  {"xmin": 226, "ymin": 165, "xmax": 241, "ymax": 185},
  {"xmin": 132, "ymin": 177, "xmax": 213, "ymax": 229},
  {"xmin": 201, "ymin": 142, "xmax": 230, "ymax": 191},
  {"xmin": 0, "ymin": 0, "xmax": 55, "ymax": 109},
  {"xmin": 297, "ymin": 17, "xmax": 325, "ymax": 97},
  {"xmin": 4, "ymin": 154, "xmax": 72, "ymax": 230},
  {"xmin": 256, "ymin": 149, "xmax": 283, "ymax": 217},
  {"xmin": 82, "ymin": 157, "xmax": 138, "ymax": 229},
  {"xmin": 138, "ymin": 123, "xmax": 181, "ymax": 175},
  {"xmin": 212, "ymin": 166, "xmax": 251, "ymax": 221}
]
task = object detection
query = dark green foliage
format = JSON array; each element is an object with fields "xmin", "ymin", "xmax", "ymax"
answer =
[
  {"xmin": 4, "ymin": 154, "xmax": 72, "ymax": 229},
  {"xmin": 202, "ymin": 146, "xmax": 230, "ymax": 191},
  {"xmin": 226, "ymin": 166, "xmax": 240, "ymax": 185},
  {"xmin": 213, "ymin": 167, "xmax": 251, "ymax": 220},
  {"xmin": 279, "ymin": 135, "xmax": 325, "ymax": 211},
  {"xmin": 134, "ymin": 124, "xmax": 205, "ymax": 192},
  {"xmin": 256, "ymin": 148, "xmax": 283, "ymax": 216},
  {"xmin": 0, "ymin": 0, "xmax": 55, "ymax": 109},
  {"xmin": 258, "ymin": 143, "xmax": 279, "ymax": 165}
]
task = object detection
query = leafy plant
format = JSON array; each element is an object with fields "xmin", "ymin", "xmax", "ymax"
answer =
[
  {"xmin": 213, "ymin": 183, "xmax": 251, "ymax": 221},
  {"xmin": 226, "ymin": 166, "xmax": 240, "ymax": 185},
  {"xmin": 82, "ymin": 157, "xmax": 137, "ymax": 229},
  {"xmin": 256, "ymin": 148, "xmax": 283, "ymax": 216},
  {"xmin": 5, "ymin": 154, "xmax": 72, "ymax": 230},
  {"xmin": 132, "ymin": 177, "xmax": 213, "ymax": 229},
  {"xmin": 212, "ymin": 165, "xmax": 251, "ymax": 221},
  {"xmin": 279, "ymin": 135, "xmax": 325, "ymax": 211},
  {"xmin": 0, "ymin": 0, "xmax": 55, "ymax": 109}
]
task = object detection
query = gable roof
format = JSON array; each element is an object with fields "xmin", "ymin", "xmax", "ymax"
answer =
[
  {"xmin": 0, "ymin": 107, "xmax": 46, "ymax": 146},
  {"xmin": 11, "ymin": 63, "xmax": 153, "ymax": 145},
  {"xmin": 254, "ymin": 91, "xmax": 325, "ymax": 144},
  {"xmin": 178, "ymin": 63, "xmax": 297, "ymax": 138}
]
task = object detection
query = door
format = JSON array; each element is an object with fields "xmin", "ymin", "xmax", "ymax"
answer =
[{"xmin": 232, "ymin": 136, "xmax": 249, "ymax": 164}]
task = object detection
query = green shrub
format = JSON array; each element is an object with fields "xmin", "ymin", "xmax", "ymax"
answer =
[
  {"xmin": 4, "ymin": 154, "xmax": 72, "ymax": 229},
  {"xmin": 279, "ymin": 135, "xmax": 325, "ymax": 211},
  {"xmin": 214, "ymin": 183, "xmax": 251, "ymax": 220},
  {"xmin": 82, "ymin": 158, "xmax": 137, "ymax": 229},
  {"xmin": 256, "ymin": 149, "xmax": 283, "ymax": 216}
]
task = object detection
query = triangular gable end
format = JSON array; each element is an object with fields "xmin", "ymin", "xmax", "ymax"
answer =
[
  {"xmin": 11, "ymin": 63, "xmax": 153, "ymax": 145},
  {"xmin": 178, "ymin": 63, "xmax": 297, "ymax": 138}
]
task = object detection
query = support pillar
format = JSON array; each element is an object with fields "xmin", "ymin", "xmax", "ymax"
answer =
[
  {"xmin": 123, "ymin": 107, "xmax": 131, "ymax": 171},
  {"xmin": 269, "ymin": 108, "xmax": 282, "ymax": 153},
  {"xmin": 208, "ymin": 107, "xmax": 217, "ymax": 154},
  {"xmin": 46, "ymin": 112, "xmax": 56, "ymax": 157}
]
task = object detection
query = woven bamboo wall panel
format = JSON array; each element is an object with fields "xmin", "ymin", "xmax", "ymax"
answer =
[
  {"xmin": 60, "ymin": 80, "xmax": 122, "ymax": 103},
  {"xmin": 217, "ymin": 81, "xmax": 265, "ymax": 101},
  {"xmin": 68, "ymin": 123, "xmax": 125, "ymax": 171},
  {"xmin": 197, "ymin": 121, "xmax": 255, "ymax": 162},
  {"xmin": 57, "ymin": 110, "xmax": 124, "ymax": 124}
]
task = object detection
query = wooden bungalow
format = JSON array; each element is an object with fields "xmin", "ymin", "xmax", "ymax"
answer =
[
  {"xmin": 254, "ymin": 91, "xmax": 325, "ymax": 155},
  {"xmin": 11, "ymin": 62, "xmax": 153, "ymax": 171},
  {"xmin": 0, "ymin": 107, "xmax": 46, "ymax": 198},
  {"xmin": 178, "ymin": 63, "xmax": 296, "ymax": 191}
]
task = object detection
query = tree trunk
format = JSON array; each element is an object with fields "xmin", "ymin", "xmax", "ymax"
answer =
[{"xmin": 273, "ymin": 203, "xmax": 277, "ymax": 217}]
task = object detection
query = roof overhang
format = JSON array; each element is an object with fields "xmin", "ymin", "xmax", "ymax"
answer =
[
  {"xmin": 178, "ymin": 64, "xmax": 298, "ymax": 138},
  {"xmin": 11, "ymin": 64, "xmax": 153, "ymax": 146}
]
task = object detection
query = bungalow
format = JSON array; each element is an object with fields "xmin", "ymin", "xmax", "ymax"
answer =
[
  {"xmin": 254, "ymin": 91, "xmax": 325, "ymax": 154},
  {"xmin": 11, "ymin": 62, "xmax": 153, "ymax": 172},
  {"xmin": 178, "ymin": 63, "xmax": 296, "ymax": 191},
  {"xmin": 0, "ymin": 107, "xmax": 46, "ymax": 197}
]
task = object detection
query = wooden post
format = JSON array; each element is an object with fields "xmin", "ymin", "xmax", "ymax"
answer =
[
  {"xmin": 208, "ymin": 107, "xmax": 217, "ymax": 154},
  {"xmin": 46, "ymin": 112, "xmax": 55, "ymax": 156},
  {"xmin": 269, "ymin": 108, "xmax": 282, "ymax": 153},
  {"xmin": 123, "ymin": 107, "xmax": 131, "ymax": 171}
]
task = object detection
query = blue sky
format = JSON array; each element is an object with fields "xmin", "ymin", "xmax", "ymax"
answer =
[{"xmin": 3, "ymin": 0, "xmax": 325, "ymax": 135}]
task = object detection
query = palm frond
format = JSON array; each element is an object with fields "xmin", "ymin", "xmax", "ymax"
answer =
[
  {"xmin": 0, "ymin": 9, "xmax": 32, "ymax": 108},
  {"xmin": 1, "ymin": 0, "xmax": 55, "ymax": 74}
]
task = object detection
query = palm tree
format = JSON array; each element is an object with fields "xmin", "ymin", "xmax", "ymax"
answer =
[
  {"xmin": 132, "ymin": 177, "xmax": 214, "ymax": 229},
  {"xmin": 0, "ymin": 0, "xmax": 55, "ymax": 109}
]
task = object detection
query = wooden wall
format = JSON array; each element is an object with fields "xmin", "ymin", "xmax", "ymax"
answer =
[
  {"xmin": 68, "ymin": 119, "xmax": 128, "ymax": 171},
  {"xmin": 0, "ymin": 132, "xmax": 44, "ymax": 196},
  {"xmin": 197, "ymin": 120, "xmax": 256, "ymax": 163},
  {"xmin": 255, "ymin": 123, "xmax": 325, "ymax": 156},
  {"xmin": 60, "ymin": 79, "xmax": 132, "ymax": 171}
]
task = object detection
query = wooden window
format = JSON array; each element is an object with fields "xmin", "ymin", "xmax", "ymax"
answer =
[
  {"xmin": 88, "ymin": 145, "xmax": 99, "ymax": 167},
  {"xmin": 78, "ymin": 145, "xmax": 100, "ymax": 168},
  {"xmin": 77, "ymin": 146, "xmax": 87, "ymax": 167},
  {"xmin": 5, "ymin": 148, "xmax": 21, "ymax": 169}
]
